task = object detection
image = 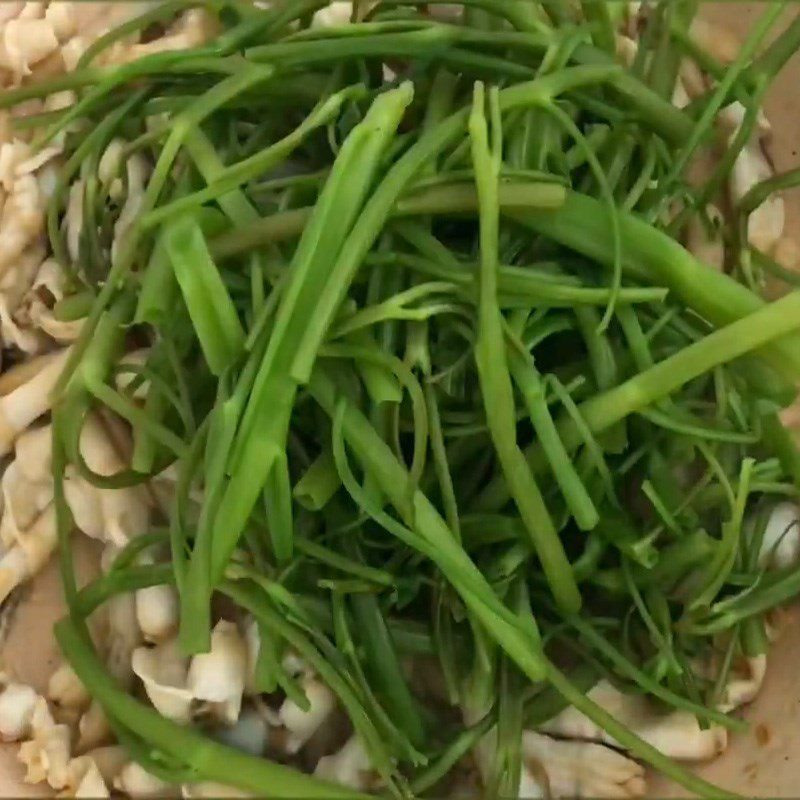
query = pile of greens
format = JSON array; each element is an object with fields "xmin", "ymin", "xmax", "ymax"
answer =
[{"xmin": 9, "ymin": 0, "xmax": 800, "ymax": 796}]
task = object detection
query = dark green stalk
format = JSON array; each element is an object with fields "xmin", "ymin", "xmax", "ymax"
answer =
[{"xmin": 469, "ymin": 83, "xmax": 580, "ymax": 613}]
